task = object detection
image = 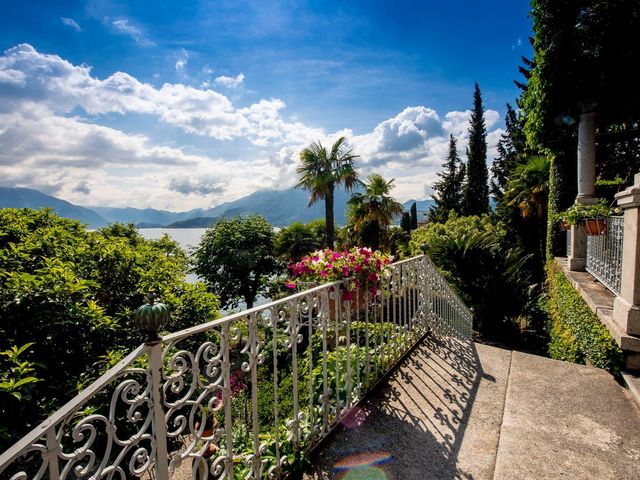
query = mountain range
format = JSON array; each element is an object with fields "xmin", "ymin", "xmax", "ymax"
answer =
[{"xmin": 0, "ymin": 186, "xmax": 434, "ymax": 229}]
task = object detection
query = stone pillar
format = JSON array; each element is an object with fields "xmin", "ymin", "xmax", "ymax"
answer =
[
  {"xmin": 568, "ymin": 101, "xmax": 598, "ymax": 271},
  {"xmin": 613, "ymin": 172, "xmax": 640, "ymax": 335}
]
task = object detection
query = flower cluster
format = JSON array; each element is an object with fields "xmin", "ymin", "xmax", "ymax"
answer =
[{"xmin": 286, "ymin": 247, "xmax": 393, "ymax": 299}]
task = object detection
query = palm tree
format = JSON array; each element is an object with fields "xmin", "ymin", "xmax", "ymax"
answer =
[
  {"xmin": 296, "ymin": 137, "xmax": 360, "ymax": 249},
  {"xmin": 348, "ymin": 173, "xmax": 404, "ymax": 250},
  {"xmin": 504, "ymin": 155, "xmax": 551, "ymax": 261}
]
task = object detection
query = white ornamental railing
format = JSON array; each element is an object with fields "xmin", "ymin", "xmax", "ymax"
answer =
[
  {"xmin": 586, "ymin": 216, "xmax": 624, "ymax": 295},
  {"xmin": 0, "ymin": 254, "xmax": 472, "ymax": 480}
]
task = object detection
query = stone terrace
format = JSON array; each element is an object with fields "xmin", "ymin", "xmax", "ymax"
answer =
[{"xmin": 305, "ymin": 335, "xmax": 640, "ymax": 480}]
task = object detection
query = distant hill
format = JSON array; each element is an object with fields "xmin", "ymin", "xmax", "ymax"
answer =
[
  {"xmin": 165, "ymin": 216, "xmax": 218, "ymax": 228},
  {"xmin": 0, "ymin": 187, "xmax": 108, "ymax": 228},
  {"xmin": 0, "ymin": 185, "xmax": 436, "ymax": 229},
  {"xmin": 91, "ymin": 206, "xmax": 189, "ymax": 225},
  {"xmin": 402, "ymin": 199, "xmax": 435, "ymax": 213}
]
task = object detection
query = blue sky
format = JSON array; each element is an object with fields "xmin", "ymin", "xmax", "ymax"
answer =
[{"xmin": 0, "ymin": 0, "xmax": 532, "ymax": 210}]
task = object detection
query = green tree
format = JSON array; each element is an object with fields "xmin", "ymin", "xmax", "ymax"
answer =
[
  {"xmin": 0, "ymin": 208, "xmax": 220, "ymax": 448},
  {"xmin": 296, "ymin": 137, "xmax": 360, "ymax": 249},
  {"xmin": 504, "ymin": 155, "xmax": 551, "ymax": 263},
  {"xmin": 400, "ymin": 212, "xmax": 412, "ymax": 232},
  {"xmin": 410, "ymin": 202, "xmax": 418, "ymax": 230},
  {"xmin": 193, "ymin": 215, "xmax": 281, "ymax": 309},
  {"xmin": 347, "ymin": 174, "xmax": 404, "ymax": 250},
  {"xmin": 463, "ymin": 83, "xmax": 489, "ymax": 215},
  {"xmin": 430, "ymin": 135, "xmax": 464, "ymax": 222},
  {"xmin": 491, "ymin": 104, "xmax": 527, "ymax": 203},
  {"xmin": 409, "ymin": 215, "xmax": 532, "ymax": 337},
  {"xmin": 274, "ymin": 220, "xmax": 325, "ymax": 262}
]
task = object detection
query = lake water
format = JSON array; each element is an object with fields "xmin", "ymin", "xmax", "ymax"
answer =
[
  {"xmin": 138, "ymin": 228, "xmax": 269, "ymax": 310},
  {"xmin": 137, "ymin": 228, "xmax": 207, "ymax": 252}
]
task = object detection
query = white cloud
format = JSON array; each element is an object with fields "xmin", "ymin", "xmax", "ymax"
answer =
[
  {"xmin": 214, "ymin": 73, "xmax": 245, "ymax": 88},
  {"xmin": 175, "ymin": 49, "xmax": 189, "ymax": 71},
  {"xmin": 112, "ymin": 18, "xmax": 152, "ymax": 45},
  {"xmin": 0, "ymin": 44, "xmax": 504, "ymax": 209},
  {"xmin": 61, "ymin": 17, "xmax": 81, "ymax": 32}
]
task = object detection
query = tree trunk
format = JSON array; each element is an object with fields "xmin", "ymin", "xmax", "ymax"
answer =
[{"xmin": 325, "ymin": 185, "xmax": 335, "ymax": 249}]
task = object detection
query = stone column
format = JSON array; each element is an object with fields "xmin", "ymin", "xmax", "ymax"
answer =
[
  {"xmin": 568, "ymin": 101, "xmax": 598, "ymax": 271},
  {"xmin": 612, "ymin": 173, "xmax": 640, "ymax": 335}
]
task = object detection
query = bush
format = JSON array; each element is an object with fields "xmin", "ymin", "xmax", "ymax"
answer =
[
  {"xmin": 545, "ymin": 260, "xmax": 623, "ymax": 375},
  {"xmin": 408, "ymin": 214, "xmax": 533, "ymax": 337},
  {"xmin": 0, "ymin": 208, "xmax": 220, "ymax": 449}
]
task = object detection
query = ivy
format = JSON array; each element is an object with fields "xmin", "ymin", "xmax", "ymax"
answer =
[{"xmin": 545, "ymin": 260, "xmax": 623, "ymax": 375}]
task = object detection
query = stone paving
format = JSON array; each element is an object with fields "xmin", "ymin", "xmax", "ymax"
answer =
[{"xmin": 304, "ymin": 335, "xmax": 640, "ymax": 480}]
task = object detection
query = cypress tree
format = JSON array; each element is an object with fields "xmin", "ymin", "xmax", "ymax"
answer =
[
  {"xmin": 400, "ymin": 212, "xmax": 412, "ymax": 232},
  {"xmin": 463, "ymin": 83, "xmax": 489, "ymax": 215},
  {"xmin": 490, "ymin": 104, "xmax": 526, "ymax": 202},
  {"xmin": 429, "ymin": 135, "xmax": 464, "ymax": 222},
  {"xmin": 410, "ymin": 202, "xmax": 418, "ymax": 230}
]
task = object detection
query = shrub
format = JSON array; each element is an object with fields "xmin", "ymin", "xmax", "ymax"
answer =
[
  {"xmin": 409, "ymin": 214, "xmax": 533, "ymax": 337},
  {"xmin": 545, "ymin": 260, "xmax": 623, "ymax": 375},
  {"xmin": 0, "ymin": 208, "xmax": 220, "ymax": 449}
]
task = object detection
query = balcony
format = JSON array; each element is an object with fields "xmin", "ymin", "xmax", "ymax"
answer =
[{"xmin": 1, "ymin": 251, "xmax": 640, "ymax": 479}]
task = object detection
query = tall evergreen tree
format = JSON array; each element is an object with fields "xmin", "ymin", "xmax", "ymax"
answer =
[
  {"xmin": 429, "ymin": 135, "xmax": 464, "ymax": 222},
  {"xmin": 410, "ymin": 202, "xmax": 418, "ymax": 230},
  {"xmin": 490, "ymin": 104, "xmax": 527, "ymax": 203},
  {"xmin": 400, "ymin": 212, "xmax": 411, "ymax": 232},
  {"xmin": 462, "ymin": 83, "xmax": 489, "ymax": 215}
]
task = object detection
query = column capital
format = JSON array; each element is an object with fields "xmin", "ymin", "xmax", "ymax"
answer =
[{"xmin": 578, "ymin": 99, "xmax": 597, "ymax": 114}]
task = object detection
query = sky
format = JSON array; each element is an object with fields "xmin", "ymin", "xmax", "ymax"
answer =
[{"xmin": 0, "ymin": 0, "xmax": 533, "ymax": 211}]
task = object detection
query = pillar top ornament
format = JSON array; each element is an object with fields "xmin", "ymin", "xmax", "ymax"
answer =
[{"xmin": 578, "ymin": 99, "xmax": 597, "ymax": 114}]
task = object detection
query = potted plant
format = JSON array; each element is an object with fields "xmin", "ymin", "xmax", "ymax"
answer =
[
  {"xmin": 285, "ymin": 247, "xmax": 393, "ymax": 317},
  {"xmin": 560, "ymin": 200, "xmax": 621, "ymax": 236},
  {"xmin": 550, "ymin": 211, "xmax": 570, "ymax": 232}
]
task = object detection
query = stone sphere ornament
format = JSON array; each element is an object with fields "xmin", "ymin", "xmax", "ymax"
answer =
[{"xmin": 134, "ymin": 293, "xmax": 170, "ymax": 343}]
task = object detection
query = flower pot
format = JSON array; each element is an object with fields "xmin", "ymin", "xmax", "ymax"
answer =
[
  {"xmin": 558, "ymin": 220, "xmax": 570, "ymax": 232},
  {"xmin": 581, "ymin": 218, "xmax": 607, "ymax": 236},
  {"xmin": 327, "ymin": 287, "xmax": 368, "ymax": 321}
]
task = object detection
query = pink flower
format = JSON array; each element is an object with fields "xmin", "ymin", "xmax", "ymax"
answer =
[
  {"xmin": 286, "ymin": 281, "xmax": 297, "ymax": 289},
  {"xmin": 320, "ymin": 270, "xmax": 328, "ymax": 277},
  {"xmin": 342, "ymin": 266, "xmax": 350, "ymax": 276},
  {"xmin": 368, "ymin": 272, "xmax": 378, "ymax": 282},
  {"xmin": 342, "ymin": 290, "xmax": 355, "ymax": 302}
]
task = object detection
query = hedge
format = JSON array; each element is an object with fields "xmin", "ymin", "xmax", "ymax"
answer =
[{"xmin": 545, "ymin": 260, "xmax": 624, "ymax": 376}]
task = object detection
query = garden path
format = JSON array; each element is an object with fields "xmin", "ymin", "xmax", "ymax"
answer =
[{"xmin": 304, "ymin": 336, "xmax": 640, "ymax": 480}]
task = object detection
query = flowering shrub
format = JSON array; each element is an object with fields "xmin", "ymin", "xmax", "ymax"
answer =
[{"xmin": 286, "ymin": 247, "xmax": 393, "ymax": 300}]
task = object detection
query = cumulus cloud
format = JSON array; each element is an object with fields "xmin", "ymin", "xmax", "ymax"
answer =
[
  {"xmin": 61, "ymin": 17, "xmax": 81, "ymax": 32},
  {"xmin": 0, "ymin": 44, "xmax": 504, "ymax": 209},
  {"xmin": 214, "ymin": 73, "xmax": 245, "ymax": 88},
  {"xmin": 169, "ymin": 175, "xmax": 226, "ymax": 196}
]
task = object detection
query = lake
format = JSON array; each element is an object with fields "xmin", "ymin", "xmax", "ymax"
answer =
[
  {"xmin": 137, "ymin": 228, "xmax": 206, "ymax": 252},
  {"xmin": 138, "ymin": 228, "xmax": 269, "ymax": 310}
]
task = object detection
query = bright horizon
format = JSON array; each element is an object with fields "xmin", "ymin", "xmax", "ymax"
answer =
[{"xmin": 0, "ymin": 1, "xmax": 532, "ymax": 211}]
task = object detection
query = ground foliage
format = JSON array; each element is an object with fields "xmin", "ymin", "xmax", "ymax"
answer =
[{"xmin": 545, "ymin": 261, "xmax": 623, "ymax": 376}]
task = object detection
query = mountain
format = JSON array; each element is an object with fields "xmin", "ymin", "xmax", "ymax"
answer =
[
  {"xmin": 0, "ymin": 187, "xmax": 108, "ymax": 228},
  {"xmin": 166, "ymin": 216, "xmax": 218, "ymax": 228},
  {"xmin": 1, "ymin": 185, "xmax": 436, "ymax": 229},
  {"xmin": 190, "ymin": 187, "xmax": 355, "ymax": 227},
  {"xmin": 90, "ymin": 206, "xmax": 189, "ymax": 225},
  {"xmin": 402, "ymin": 199, "xmax": 435, "ymax": 212}
]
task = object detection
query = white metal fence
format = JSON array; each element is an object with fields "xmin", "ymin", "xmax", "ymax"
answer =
[
  {"xmin": 586, "ymin": 216, "xmax": 624, "ymax": 295},
  {"xmin": 0, "ymin": 254, "xmax": 472, "ymax": 480}
]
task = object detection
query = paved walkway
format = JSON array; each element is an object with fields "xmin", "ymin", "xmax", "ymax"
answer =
[{"xmin": 305, "ymin": 335, "xmax": 640, "ymax": 480}]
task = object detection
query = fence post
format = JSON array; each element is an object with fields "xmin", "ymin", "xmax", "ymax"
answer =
[
  {"xmin": 612, "ymin": 173, "xmax": 640, "ymax": 336},
  {"xmin": 149, "ymin": 341, "xmax": 170, "ymax": 479},
  {"xmin": 134, "ymin": 296, "xmax": 170, "ymax": 479}
]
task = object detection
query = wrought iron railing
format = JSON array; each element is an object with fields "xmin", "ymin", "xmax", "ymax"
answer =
[
  {"xmin": 0, "ymin": 254, "xmax": 472, "ymax": 480},
  {"xmin": 586, "ymin": 216, "xmax": 624, "ymax": 295}
]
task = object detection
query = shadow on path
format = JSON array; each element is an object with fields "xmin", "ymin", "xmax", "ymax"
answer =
[{"xmin": 305, "ymin": 334, "xmax": 507, "ymax": 480}]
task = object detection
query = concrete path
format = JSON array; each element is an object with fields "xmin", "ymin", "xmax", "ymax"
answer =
[{"xmin": 304, "ymin": 335, "xmax": 640, "ymax": 480}]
